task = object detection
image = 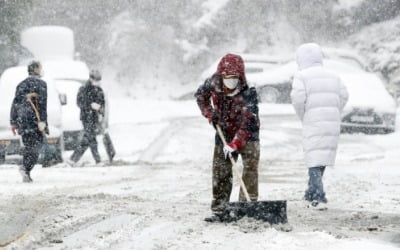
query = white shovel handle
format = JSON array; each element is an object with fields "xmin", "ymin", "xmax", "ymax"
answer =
[{"xmin": 216, "ymin": 125, "xmax": 251, "ymax": 202}]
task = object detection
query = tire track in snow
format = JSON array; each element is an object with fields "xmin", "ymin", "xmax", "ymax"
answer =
[{"xmin": 136, "ymin": 118, "xmax": 189, "ymax": 164}]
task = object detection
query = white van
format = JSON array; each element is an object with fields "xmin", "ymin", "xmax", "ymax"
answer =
[
  {"xmin": 19, "ymin": 26, "xmax": 109, "ymax": 150},
  {"xmin": 0, "ymin": 66, "xmax": 63, "ymax": 165}
]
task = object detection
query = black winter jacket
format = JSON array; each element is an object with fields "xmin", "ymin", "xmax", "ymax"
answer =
[
  {"xmin": 77, "ymin": 81, "xmax": 105, "ymax": 125},
  {"xmin": 10, "ymin": 75, "xmax": 48, "ymax": 135}
]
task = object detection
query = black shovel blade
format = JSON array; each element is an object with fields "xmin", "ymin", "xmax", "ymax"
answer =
[{"xmin": 219, "ymin": 200, "xmax": 287, "ymax": 224}]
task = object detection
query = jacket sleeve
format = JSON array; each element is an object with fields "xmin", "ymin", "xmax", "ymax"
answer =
[
  {"xmin": 97, "ymin": 87, "xmax": 106, "ymax": 115},
  {"xmin": 38, "ymin": 81, "xmax": 48, "ymax": 123},
  {"xmin": 339, "ymin": 79, "xmax": 349, "ymax": 111},
  {"xmin": 194, "ymin": 78, "xmax": 214, "ymax": 121},
  {"xmin": 10, "ymin": 98, "xmax": 18, "ymax": 126},
  {"xmin": 231, "ymin": 89, "xmax": 259, "ymax": 149},
  {"xmin": 77, "ymin": 87, "xmax": 85, "ymax": 109},
  {"xmin": 291, "ymin": 74, "xmax": 307, "ymax": 120},
  {"xmin": 97, "ymin": 88, "xmax": 105, "ymax": 106},
  {"xmin": 10, "ymin": 84, "xmax": 23, "ymax": 126}
]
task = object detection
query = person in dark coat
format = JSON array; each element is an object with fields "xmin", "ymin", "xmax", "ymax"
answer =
[
  {"xmin": 195, "ymin": 53, "xmax": 260, "ymax": 222},
  {"xmin": 10, "ymin": 60, "xmax": 48, "ymax": 183},
  {"xmin": 68, "ymin": 70, "xmax": 105, "ymax": 165}
]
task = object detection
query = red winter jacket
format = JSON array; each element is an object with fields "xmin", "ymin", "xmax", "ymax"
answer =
[{"xmin": 195, "ymin": 53, "xmax": 260, "ymax": 149}]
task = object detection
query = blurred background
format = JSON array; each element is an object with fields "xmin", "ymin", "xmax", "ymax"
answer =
[{"xmin": 1, "ymin": 0, "xmax": 400, "ymax": 98}]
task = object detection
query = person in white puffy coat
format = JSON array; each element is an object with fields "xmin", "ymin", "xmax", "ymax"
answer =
[{"xmin": 291, "ymin": 43, "xmax": 349, "ymax": 207}]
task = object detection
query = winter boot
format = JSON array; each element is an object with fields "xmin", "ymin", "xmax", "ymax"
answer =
[
  {"xmin": 19, "ymin": 167, "xmax": 32, "ymax": 183},
  {"xmin": 303, "ymin": 199, "xmax": 328, "ymax": 210},
  {"xmin": 204, "ymin": 213, "xmax": 223, "ymax": 223},
  {"xmin": 27, "ymin": 172, "xmax": 33, "ymax": 182},
  {"xmin": 65, "ymin": 158, "xmax": 77, "ymax": 167},
  {"xmin": 95, "ymin": 161, "xmax": 105, "ymax": 167},
  {"xmin": 304, "ymin": 166, "xmax": 327, "ymax": 203},
  {"xmin": 311, "ymin": 200, "xmax": 328, "ymax": 210}
]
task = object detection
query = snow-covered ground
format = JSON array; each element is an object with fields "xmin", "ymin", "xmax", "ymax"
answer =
[{"xmin": 0, "ymin": 98, "xmax": 400, "ymax": 249}]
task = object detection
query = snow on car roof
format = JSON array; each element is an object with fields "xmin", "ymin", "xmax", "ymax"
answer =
[
  {"xmin": 239, "ymin": 53, "xmax": 291, "ymax": 63},
  {"xmin": 249, "ymin": 61, "xmax": 296, "ymax": 85},
  {"xmin": 340, "ymin": 72, "xmax": 396, "ymax": 112},
  {"xmin": 322, "ymin": 47, "xmax": 367, "ymax": 70},
  {"xmin": 21, "ymin": 26, "xmax": 74, "ymax": 61}
]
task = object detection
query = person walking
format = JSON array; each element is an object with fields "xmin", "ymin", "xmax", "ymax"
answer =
[
  {"xmin": 291, "ymin": 43, "xmax": 349, "ymax": 209},
  {"xmin": 195, "ymin": 53, "xmax": 260, "ymax": 222},
  {"xmin": 68, "ymin": 69, "xmax": 105, "ymax": 166},
  {"xmin": 10, "ymin": 60, "xmax": 48, "ymax": 182}
]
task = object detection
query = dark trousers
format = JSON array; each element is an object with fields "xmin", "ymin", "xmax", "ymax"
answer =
[
  {"xmin": 304, "ymin": 166, "xmax": 327, "ymax": 203},
  {"xmin": 211, "ymin": 141, "xmax": 260, "ymax": 212},
  {"xmin": 21, "ymin": 131, "xmax": 43, "ymax": 173},
  {"xmin": 70, "ymin": 122, "xmax": 101, "ymax": 163}
]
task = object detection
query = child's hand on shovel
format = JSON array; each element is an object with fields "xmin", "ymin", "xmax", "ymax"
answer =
[{"xmin": 223, "ymin": 144, "xmax": 235, "ymax": 159}]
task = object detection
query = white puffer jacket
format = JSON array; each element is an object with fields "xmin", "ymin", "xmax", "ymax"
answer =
[{"xmin": 291, "ymin": 43, "xmax": 349, "ymax": 168}]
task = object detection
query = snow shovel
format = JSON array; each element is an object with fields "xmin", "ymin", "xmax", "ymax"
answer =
[
  {"xmin": 97, "ymin": 112, "xmax": 115, "ymax": 163},
  {"xmin": 102, "ymin": 130, "xmax": 115, "ymax": 163},
  {"xmin": 215, "ymin": 125, "xmax": 287, "ymax": 224}
]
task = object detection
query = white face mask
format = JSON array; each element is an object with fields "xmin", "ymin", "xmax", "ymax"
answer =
[
  {"xmin": 223, "ymin": 78, "xmax": 239, "ymax": 89},
  {"xmin": 91, "ymin": 80, "xmax": 101, "ymax": 86}
]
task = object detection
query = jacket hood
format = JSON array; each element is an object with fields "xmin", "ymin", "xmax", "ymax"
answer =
[
  {"xmin": 215, "ymin": 53, "xmax": 248, "ymax": 91},
  {"xmin": 296, "ymin": 43, "xmax": 323, "ymax": 70}
]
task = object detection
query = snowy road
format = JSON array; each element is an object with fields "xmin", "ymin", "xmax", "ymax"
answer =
[{"xmin": 0, "ymin": 100, "xmax": 400, "ymax": 249}]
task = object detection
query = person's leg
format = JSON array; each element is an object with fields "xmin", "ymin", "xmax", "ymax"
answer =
[
  {"xmin": 70, "ymin": 127, "xmax": 90, "ymax": 163},
  {"xmin": 238, "ymin": 141, "xmax": 259, "ymax": 201},
  {"xmin": 87, "ymin": 127, "xmax": 101, "ymax": 163},
  {"xmin": 21, "ymin": 132, "xmax": 43, "ymax": 182},
  {"xmin": 211, "ymin": 144, "xmax": 233, "ymax": 213},
  {"xmin": 304, "ymin": 166, "xmax": 327, "ymax": 203},
  {"xmin": 320, "ymin": 166, "xmax": 326, "ymax": 176}
]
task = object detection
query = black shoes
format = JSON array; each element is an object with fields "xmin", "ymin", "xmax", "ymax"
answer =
[
  {"xmin": 19, "ymin": 167, "xmax": 32, "ymax": 183},
  {"xmin": 204, "ymin": 214, "xmax": 222, "ymax": 223}
]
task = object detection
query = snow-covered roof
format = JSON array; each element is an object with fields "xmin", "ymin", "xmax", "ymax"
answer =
[{"xmin": 20, "ymin": 26, "xmax": 75, "ymax": 61}]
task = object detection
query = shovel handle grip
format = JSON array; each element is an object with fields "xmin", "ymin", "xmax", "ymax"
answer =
[
  {"xmin": 216, "ymin": 125, "xmax": 251, "ymax": 202},
  {"xmin": 27, "ymin": 95, "xmax": 46, "ymax": 137}
]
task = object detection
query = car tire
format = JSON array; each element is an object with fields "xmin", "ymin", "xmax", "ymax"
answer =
[
  {"xmin": 259, "ymin": 86, "xmax": 280, "ymax": 103},
  {"xmin": 382, "ymin": 128, "xmax": 395, "ymax": 134},
  {"xmin": 340, "ymin": 126, "xmax": 351, "ymax": 134}
]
